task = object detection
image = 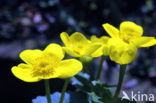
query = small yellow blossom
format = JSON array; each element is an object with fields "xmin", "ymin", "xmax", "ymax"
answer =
[
  {"xmin": 90, "ymin": 35, "xmax": 110, "ymax": 57},
  {"xmin": 102, "ymin": 21, "xmax": 156, "ymax": 64},
  {"xmin": 11, "ymin": 43, "xmax": 82, "ymax": 82},
  {"xmin": 108, "ymin": 38, "xmax": 137, "ymax": 64},
  {"xmin": 60, "ymin": 32, "xmax": 101, "ymax": 57}
]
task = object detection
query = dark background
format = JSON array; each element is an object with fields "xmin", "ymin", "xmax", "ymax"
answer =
[{"xmin": 0, "ymin": 0, "xmax": 156, "ymax": 103}]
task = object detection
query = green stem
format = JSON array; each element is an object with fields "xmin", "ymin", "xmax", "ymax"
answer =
[
  {"xmin": 85, "ymin": 62, "xmax": 94, "ymax": 80},
  {"xmin": 88, "ymin": 63, "xmax": 94, "ymax": 80},
  {"xmin": 59, "ymin": 78, "xmax": 70, "ymax": 103},
  {"xmin": 113, "ymin": 64, "xmax": 127, "ymax": 102},
  {"xmin": 96, "ymin": 56, "xmax": 105, "ymax": 80},
  {"xmin": 44, "ymin": 80, "xmax": 52, "ymax": 103},
  {"xmin": 77, "ymin": 56, "xmax": 94, "ymax": 80},
  {"xmin": 91, "ymin": 99, "xmax": 95, "ymax": 103}
]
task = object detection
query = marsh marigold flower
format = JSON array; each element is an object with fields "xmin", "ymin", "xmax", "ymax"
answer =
[
  {"xmin": 11, "ymin": 43, "xmax": 82, "ymax": 82},
  {"xmin": 60, "ymin": 32, "xmax": 101, "ymax": 57},
  {"xmin": 102, "ymin": 21, "xmax": 156, "ymax": 64}
]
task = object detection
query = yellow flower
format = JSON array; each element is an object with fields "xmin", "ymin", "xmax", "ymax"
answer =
[
  {"xmin": 11, "ymin": 43, "xmax": 82, "ymax": 82},
  {"xmin": 103, "ymin": 21, "xmax": 156, "ymax": 47},
  {"xmin": 102, "ymin": 21, "xmax": 156, "ymax": 64},
  {"xmin": 108, "ymin": 38, "xmax": 137, "ymax": 64},
  {"xmin": 60, "ymin": 32, "xmax": 101, "ymax": 57},
  {"xmin": 90, "ymin": 35, "xmax": 110, "ymax": 57}
]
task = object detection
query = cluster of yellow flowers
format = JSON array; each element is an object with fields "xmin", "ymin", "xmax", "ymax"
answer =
[{"xmin": 11, "ymin": 21, "xmax": 156, "ymax": 82}]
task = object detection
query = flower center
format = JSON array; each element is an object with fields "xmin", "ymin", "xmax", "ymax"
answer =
[
  {"xmin": 32, "ymin": 55, "xmax": 59, "ymax": 77},
  {"xmin": 40, "ymin": 62, "xmax": 49, "ymax": 68}
]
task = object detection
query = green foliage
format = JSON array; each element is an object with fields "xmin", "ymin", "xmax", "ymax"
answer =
[{"xmin": 71, "ymin": 72, "xmax": 136, "ymax": 103}]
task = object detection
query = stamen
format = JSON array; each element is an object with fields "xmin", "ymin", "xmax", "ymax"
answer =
[{"xmin": 32, "ymin": 56, "xmax": 58, "ymax": 77}]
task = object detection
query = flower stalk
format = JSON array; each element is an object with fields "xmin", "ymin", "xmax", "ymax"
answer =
[
  {"xmin": 84, "ymin": 62, "xmax": 94, "ymax": 80},
  {"xmin": 44, "ymin": 79, "xmax": 52, "ymax": 103},
  {"xmin": 96, "ymin": 56, "xmax": 105, "ymax": 80},
  {"xmin": 113, "ymin": 64, "xmax": 127, "ymax": 102},
  {"xmin": 59, "ymin": 78, "xmax": 70, "ymax": 103},
  {"xmin": 78, "ymin": 56, "xmax": 94, "ymax": 80}
]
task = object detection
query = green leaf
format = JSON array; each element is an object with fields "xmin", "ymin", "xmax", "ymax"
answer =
[
  {"xmin": 92, "ymin": 80, "xmax": 117, "ymax": 88},
  {"xmin": 88, "ymin": 92, "xmax": 103, "ymax": 103},
  {"xmin": 71, "ymin": 72, "xmax": 92, "ymax": 92},
  {"xmin": 74, "ymin": 74, "xmax": 92, "ymax": 92},
  {"xmin": 71, "ymin": 72, "xmax": 118, "ymax": 103},
  {"xmin": 91, "ymin": 81, "xmax": 113, "ymax": 103}
]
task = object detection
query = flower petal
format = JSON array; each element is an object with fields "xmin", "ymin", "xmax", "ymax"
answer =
[
  {"xmin": 91, "ymin": 35, "xmax": 110, "ymax": 43},
  {"xmin": 63, "ymin": 47, "xmax": 80, "ymax": 57},
  {"xmin": 11, "ymin": 63, "xmax": 40, "ymax": 82},
  {"xmin": 90, "ymin": 46, "xmax": 104, "ymax": 57},
  {"xmin": 120, "ymin": 21, "xmax": 143, "ymax": 41},
  {"xmin": 55, "ymin": 59, "xmax": 83, "ymax": 78},
  {"xmin": 90, "ymin": 35, "xmax": 110, "ymax": 56},
  {"xmin": 102, "ymin": 23, "xmax": 120, "ymax": 38},
  {"xmin": 20, "ymin": 49, "xmax": 43, "ymax": 64},
  {"xmin": 90, "ymin": 45, "xmax": 110, "ymax": 57},
  {"xmin": 44, "ymin": 43, "xmax": 65, "ymax": 60},
  {"xmin": 90, "ymin": 35, "xmax": 99, "ymax": 42},
  {"xmin": 139, "ymin": 39, "xmax": 156, "ymax": 47},
  {"xmin": 100, "ymin": 36, "xmax": 110, "ymax": 43},
  {"xmin": 70, "ymin": 32, "xmax": 90, "ymax": 44},
  {"xmin": 82, "ymin": 43, "xmax": 101, "ymax": 57},
  {"xmin": 131, "ymin": 37, "xmax": 155, "ymax": 47},
  {"xmin": 60, "ymin": 32, "xmax": 71, "ymax": 46}
]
